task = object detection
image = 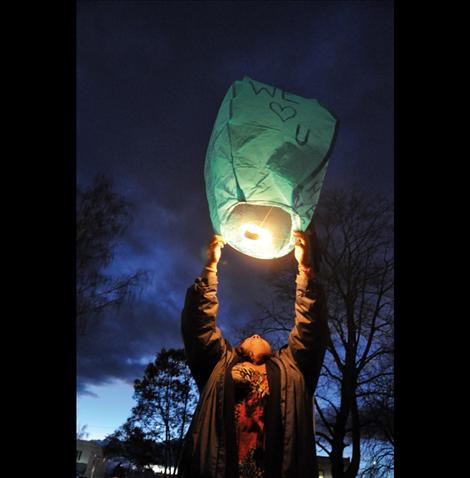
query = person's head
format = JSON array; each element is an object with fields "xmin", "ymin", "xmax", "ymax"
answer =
[{"xmin": 236, "ymin": 334, "xmax": 273, "ymax": 364}]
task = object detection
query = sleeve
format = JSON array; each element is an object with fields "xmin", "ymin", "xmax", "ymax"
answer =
[
  {"xmin": 285, "ymin": 268, "xmax": 330, "ymax": 389},
  {"xmin": 181, "ymin": 268, "xmax": 228, "ymax": 391}
]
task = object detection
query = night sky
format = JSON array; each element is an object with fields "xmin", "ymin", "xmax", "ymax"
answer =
[{"xmin": 76, "ymin": 0, "xmax": 394, "ymax": 439}]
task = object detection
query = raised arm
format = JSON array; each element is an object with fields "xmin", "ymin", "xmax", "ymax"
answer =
[
  {"xmin": 285, "ymin": 231, "xmax": 329, "ymax": 389},
  {"xmin": 181, "ymin": 235, "xmax": 228, "ymax": 391}
]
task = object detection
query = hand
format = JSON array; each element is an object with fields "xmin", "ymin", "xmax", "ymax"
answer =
[
  {"xmin": 206, "ymin": 234, "xmax": 226, "ymax": 269},
  {"xmin": 293, "ymin": 231, "xmax": 311, "ymax": 269}
]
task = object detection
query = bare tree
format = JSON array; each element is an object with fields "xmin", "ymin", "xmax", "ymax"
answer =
[
  {"xmin": 76, "ymin": 174, "xmax": 145, "ymax": 336},
  {"xmin": 77, "ymin": 423, "xmax": 90, "ymax": 440},
  {"xmin": 357, "ymin": 351, "xmax": 394, "ymax": 477},
  {"xmin": 237, "ymin": 188, "xmax": 394, "ymax": 478}
]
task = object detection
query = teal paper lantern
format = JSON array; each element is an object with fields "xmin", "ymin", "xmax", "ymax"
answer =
[{"xmin": 204, "ymin": 76, "xmax": 337, "ymax": 259}]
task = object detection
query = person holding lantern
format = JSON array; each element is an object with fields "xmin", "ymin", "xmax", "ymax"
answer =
[{"xmin": 178, "ymin": 230, "xmax": 329, "ymax": 478}]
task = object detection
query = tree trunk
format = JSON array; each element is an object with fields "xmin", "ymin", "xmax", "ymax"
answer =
[
  {"xmin": 330, "ymin": 375, "xmax": 351, "ymax": 477},
  {"xmin": 344, "ymin": 391, "xmax": 361, "ymax": 478}
]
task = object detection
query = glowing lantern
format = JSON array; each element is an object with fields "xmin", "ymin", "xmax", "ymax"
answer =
[{"xmin": 204, "ymin": 76, "xmax": 338, "ymax": 259}]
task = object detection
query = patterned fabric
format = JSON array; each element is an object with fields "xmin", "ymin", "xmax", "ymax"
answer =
[{"xmin": 232, "ymin": 363, "xmax": 270, "ymax": 478}]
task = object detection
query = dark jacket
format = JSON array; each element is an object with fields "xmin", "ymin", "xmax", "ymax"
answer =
[{"xmin": 178, "ymin": 268, "xmax": 329, "ymax": 478}]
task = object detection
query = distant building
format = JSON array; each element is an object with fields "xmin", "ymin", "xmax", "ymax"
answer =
[
  {"xmin": 317, "ymin": 456, "xmax": 351, "ymax": 478},
  {"xmin": 76, "ymin": 439, "xmax": 107, "ymax": 478}
]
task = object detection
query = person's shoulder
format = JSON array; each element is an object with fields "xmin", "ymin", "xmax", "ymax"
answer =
[
  {"xmin": 272, "ymin": 347, "xmax": 288, "ymax": 363},
  {"xmin": 274, "ymin": 345, "xmax": 301, "ymax": 368}
]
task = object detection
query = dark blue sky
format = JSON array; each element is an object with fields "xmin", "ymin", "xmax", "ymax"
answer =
[{"xmin": 76, "ymin": 0, "xmax": 393, "ymax": 431}]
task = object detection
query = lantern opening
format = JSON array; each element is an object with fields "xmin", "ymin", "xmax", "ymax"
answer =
[{"xmin": 221, "ymin": 203, "xmax": 298, "ymax": 259}]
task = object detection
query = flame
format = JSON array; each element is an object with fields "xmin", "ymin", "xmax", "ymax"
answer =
[{"xmin": 240, "ymin": 223, "xmax": 273, "ymax": 247}]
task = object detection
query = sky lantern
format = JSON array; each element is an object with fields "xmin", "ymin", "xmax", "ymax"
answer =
[{"xmin": 205, "ymin": 76, "xmax": 338, "ymax": 259}]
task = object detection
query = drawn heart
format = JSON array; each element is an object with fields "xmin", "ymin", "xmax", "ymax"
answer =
[{"xmin": 269, "ymin": 102, "xmax": 297, "ymax": 122}]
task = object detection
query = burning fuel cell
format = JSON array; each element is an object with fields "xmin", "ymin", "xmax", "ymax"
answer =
[{"xmin": 204, "ymin": 76, "xmax": 338, "ymax": 259}]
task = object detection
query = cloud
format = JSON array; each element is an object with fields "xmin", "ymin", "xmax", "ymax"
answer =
[{"xmin": 77, "ymin": 296, "xmax": 182, "ymax": 394}]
